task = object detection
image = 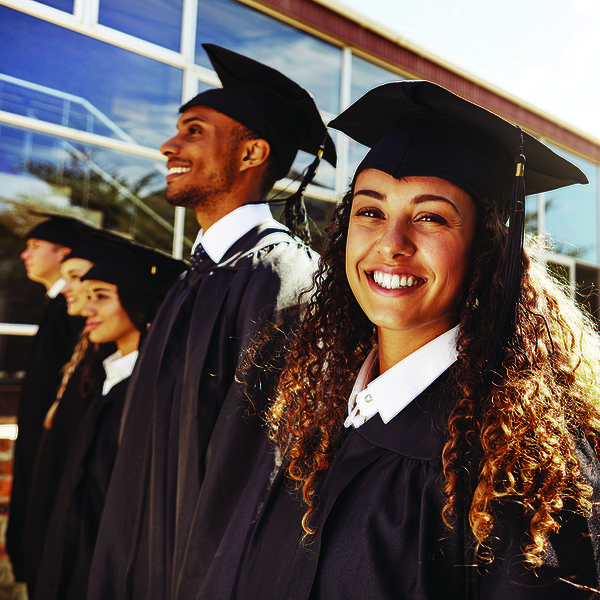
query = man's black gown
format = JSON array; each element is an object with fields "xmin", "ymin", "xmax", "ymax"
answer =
[
  {"xmin": 7, "ymin": 293, "xmax": 82, "ymax": 581},
  {"xmin": 88, "ymin": 223, "xmax": 318, "ymax": 600},
  {"xmin": 34, "ymin": 376, "xmax": 131, "ymax": 600},
  {"xmin": 235, "ymin": 372, "xmax": 600, "ymax": 600}
]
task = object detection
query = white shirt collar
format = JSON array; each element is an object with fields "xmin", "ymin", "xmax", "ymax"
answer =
[
  {"xmin": 191, "ymin": 203, "xmax": 286, "ymax": 263},
  {"xmin": 47, "ymin": 277, "xmax": 66, "ymax": 298},
  {"xmin": 344, "ymin": 326, "xmax": 459, "ymax": 429},
  {"xmin": 102, "ymin": 350, "xmax": 138, "ymax": 396}
]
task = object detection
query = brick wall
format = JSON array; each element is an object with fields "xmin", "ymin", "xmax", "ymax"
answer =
[{"xmin": 0, "ymin": 411, "xmax": 27, "ymax": 598}]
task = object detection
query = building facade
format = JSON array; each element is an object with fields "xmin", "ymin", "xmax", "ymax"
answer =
[{"xmin": 1, "ymin": 0, "xmax": 600, "ymax": 398}]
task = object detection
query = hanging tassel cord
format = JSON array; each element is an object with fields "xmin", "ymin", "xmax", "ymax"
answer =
[
  {"xmin": 283, "ymin": 142, "xmax": 326, "ymax": 244},
  {"xmin": 485, "ymin": 131, "xmax": 527, "ymax": 375},
  {"xmin": 267, "ymin": 139, "xmax": 326, "ymax": 245}
]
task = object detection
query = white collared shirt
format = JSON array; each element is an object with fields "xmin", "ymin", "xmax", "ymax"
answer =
[
  {"xmin": 102, "ymin": 350, "xmax": 139, "ymax": 396},
  {"xmin": 47, "ymin": 277, "xmax": 66, "ymax": 299},
  {"xmin": 344, "ymin": 326, "xmax": 459, "ymax": 429},
  {"xmin": 191, "ymin": 203, "xmax": 286, "ymax": 264}
]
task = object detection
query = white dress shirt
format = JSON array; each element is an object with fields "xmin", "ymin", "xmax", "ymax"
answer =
[
  {"xmin": 344, "ymin": 326, "xmax": 459, "ymax": 429},
  {"xmin": 102, "ymin": 350, "xmax": 139, "ymax": 396},
  {"xmin": 47, "ymin": 277, "xmax": 66, "ymax": 298},
  {"xmin": 191, "ymin": 203, "xmax": 286, "ymax": 264}
]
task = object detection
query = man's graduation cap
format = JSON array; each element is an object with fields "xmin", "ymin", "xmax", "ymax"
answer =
[
  {"xmin": 180, "ymin": 43, "xmax": 337, "ymax": 242},
  {"xmin": 25, "ymin": 215, "xmax": 88, "ymax": 249},
  {"xmin": 328, "ymin": 80, "xmax": 588, "ymax": 373}
]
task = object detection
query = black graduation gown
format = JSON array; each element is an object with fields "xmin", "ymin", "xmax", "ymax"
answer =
[
  {"xmin": 7, "ymin": 293, "xmax": 83, "ymax": 581},
  {"xmin": 236, "ymin": 372, "xmax": 600, "ymax": 600},
  {"xmin": 88, "ymin": 223, "xmax": 319, "ymax": 600},
  {"xmin": 34, "ymin": 377, "xmax": 130, "ymax": 600},
  {"xmin": 23, "ymin": 344, "xmax": 100, "ymax": 597}
]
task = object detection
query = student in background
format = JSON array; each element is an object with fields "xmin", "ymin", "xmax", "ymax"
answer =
[
  {"xmin": 23, "ymin": 241, "xmax": 115, "ymax": 597},
  {"xmin": 35, "ymin": 248, "xmax": 184, "ymax": 600},
  {"xmin": 7, "ymin": 216, "xmax": 84, "ymax": 582}
]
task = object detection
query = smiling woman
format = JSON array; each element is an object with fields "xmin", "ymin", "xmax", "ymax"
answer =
[
  {"xmin": 82, "ymin": 281, "xmax": 140, "ymax": 355},
  {"xmin": 347, "ymin": 172, "xmax": 477, "ymax": 367},
  {"xmin": 232, "ymin": 81, "xmax": 600, "ymax": 600},
  {"xmin": 61, "ymin": 258, "xmax": 94, "ymax": 317}
]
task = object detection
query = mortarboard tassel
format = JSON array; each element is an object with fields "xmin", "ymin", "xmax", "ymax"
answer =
[
  {"xmin": 486, "ymin": 131, "xmax": 527, "ymax": 375},
  {"xmin": 281, "ymin": 140, "xmax": 326, "ymax": 245}
]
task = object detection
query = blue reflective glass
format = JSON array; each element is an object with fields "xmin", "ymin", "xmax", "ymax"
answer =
[
  {"xmin": 195, "ymin": 0, "xmax": 341, "ymax": 115},
  {"xmin": 543, "ymin": 147, "xmax": 599, "ymax": 263},
  {"xmin": 194, "ymin": 0, "xmax": 340, "ymax": 189},
  {"xmin": 525, "ymin": 194, "xmax": 538, "ymax": 236},
  {"xmin": 0, "ymin": 7, "xmax": 183, "ymax": 149},
  {"xmin": 0, "ymin": 123, "xmax": 182, "ymax": 253},
  {"xmin": 34, "ymin": 0, "xmax": 73, "ymax": 11},
  {"xmin": 98, "ymin": 0, "xmax": 182, "ymax": 51},
  {"xmin": 351, "ymin": 55, "xmax": 405, "ymax": 103}
]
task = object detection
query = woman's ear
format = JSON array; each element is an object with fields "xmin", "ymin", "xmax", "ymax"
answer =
[{"xmin": 239, "ymin": 138, "xmax": 271, "ymax": 172}]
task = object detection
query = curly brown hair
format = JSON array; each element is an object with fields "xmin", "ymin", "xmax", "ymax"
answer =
[{"xmin": 268, "ymin": 185, "xmax": 600, "ymax": 568}]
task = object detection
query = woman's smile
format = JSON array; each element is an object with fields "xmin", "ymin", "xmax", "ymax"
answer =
[
  {"xmin": 368, "ymin": 269, "xmax": 425, "ymax": 292},
  {"xmin": 346, "ymin": 170, "xmax": 478, "ymax": 353}
]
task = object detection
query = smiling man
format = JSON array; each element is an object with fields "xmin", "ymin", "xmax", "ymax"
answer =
[{"xmin": 88, "ymin": 44, "xmax": 336, "ymax": 600}]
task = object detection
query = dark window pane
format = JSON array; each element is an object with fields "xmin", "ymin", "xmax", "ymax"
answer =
[
  {"xmin": 195, "ymin": 0, "xmax": 341, "ymax": 115},
  {"xmin": 270, "ymin": 197, "xmax": 337, "ymax": 254},
  {"xmin": 351, "ymin": 55, "xmax": 404, "ymax": 103},
  {"xmin": 98, "ymin": 0, "xmax": 182, "ymax": 51},
  {"xmin": 575, "ymin": 263, "xmax": 600, "ymax": 324},
  {"xmin": 0, "ymin": 7, "xmax": 183, "ymax": 149},
  {"xmin": 34, "ymin": 0, "xmax": 73, "ymax": 12}
]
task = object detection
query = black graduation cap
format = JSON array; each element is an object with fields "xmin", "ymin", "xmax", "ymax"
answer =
[
  {"xmin": 25, "ymin": 215, "xmax": 88, "ymax": 248},
  {"xmin": 328, "ymin": 80, "xmax": 589, "ymax": 374},
  {"xmin": 328, "ymin": 80, "xmax": 587, "ymax": 210},
  {"xmin": 180, "ymin": 44, "xmax": 338, "ymax": 243},
  {"xmin": 63, "ymin": 241, "xmax": 115, "ymax": 264},
  {"xmin": 181, "ymin": 43, "xmax": 337, "ymax": 179},
  {"xmin": 81, "ymin": 245, "xmax": 186, "ymax": 329}
]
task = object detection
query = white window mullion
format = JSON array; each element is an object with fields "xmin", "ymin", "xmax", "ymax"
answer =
[
  {"xmin": 73, "ymin": 0, "xmax": 99, "ymax": 26},
  {"xmin": 335, "ymin": 46, "xmax": 353, "ymax": 194},
  {"xmin": 171, "ymin": 0, "xmax": 202, "ymax": 259},
  {"xmin": 537, "ymin": 191, "xmax": 545, "ymax": 237}
]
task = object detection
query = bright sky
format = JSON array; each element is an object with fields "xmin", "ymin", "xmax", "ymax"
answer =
[{"xmin": 338, "ymin": 0, "xmax": 600, "ymax": 142}]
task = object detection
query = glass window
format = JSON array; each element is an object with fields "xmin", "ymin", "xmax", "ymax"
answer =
[
  {"xmin": 351, "ymin": 54, "xmax": 404, "ymax": 103},
  {"xmin": 0, "ymin": 120, "xmax": 187, "ymax": 381},
  {"xmin": 542, "ymin": 147, "xmax": 598, "ymax": 263},
  {"xmin": 0, "ymin": 126, "xmax": 183, "ymax": 254},
  {"xmin": 98, "ymin": 0, "xmax": 182, "ymax": 52},
  {"xmin": 193, "ymin": 0, "xmax": 340, "ymax": 189},
  {"xmin": 525, "ymin": 192, "xmax": 538, "ymax": 236},
  {"xmin": 575, "ymin": 263, "xmax": 600, "ymax": 323},
  {"xmin": 270, "ymin": 198, "xmax": 338, "ymax": 254},
  {"xmin": 346, "ymin": 138, "xmax": 369, "ymax": 186},
  {"xmin": 195, "ymin": 0, "xmax": 341, "ymax": 115},
  {"xmin": 34, "ymin": 0, "xmax": 73, "ymax": 12},
  {"xmin": 0, "ymin": 7, "xmax": 183, "ymax": 150}
]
